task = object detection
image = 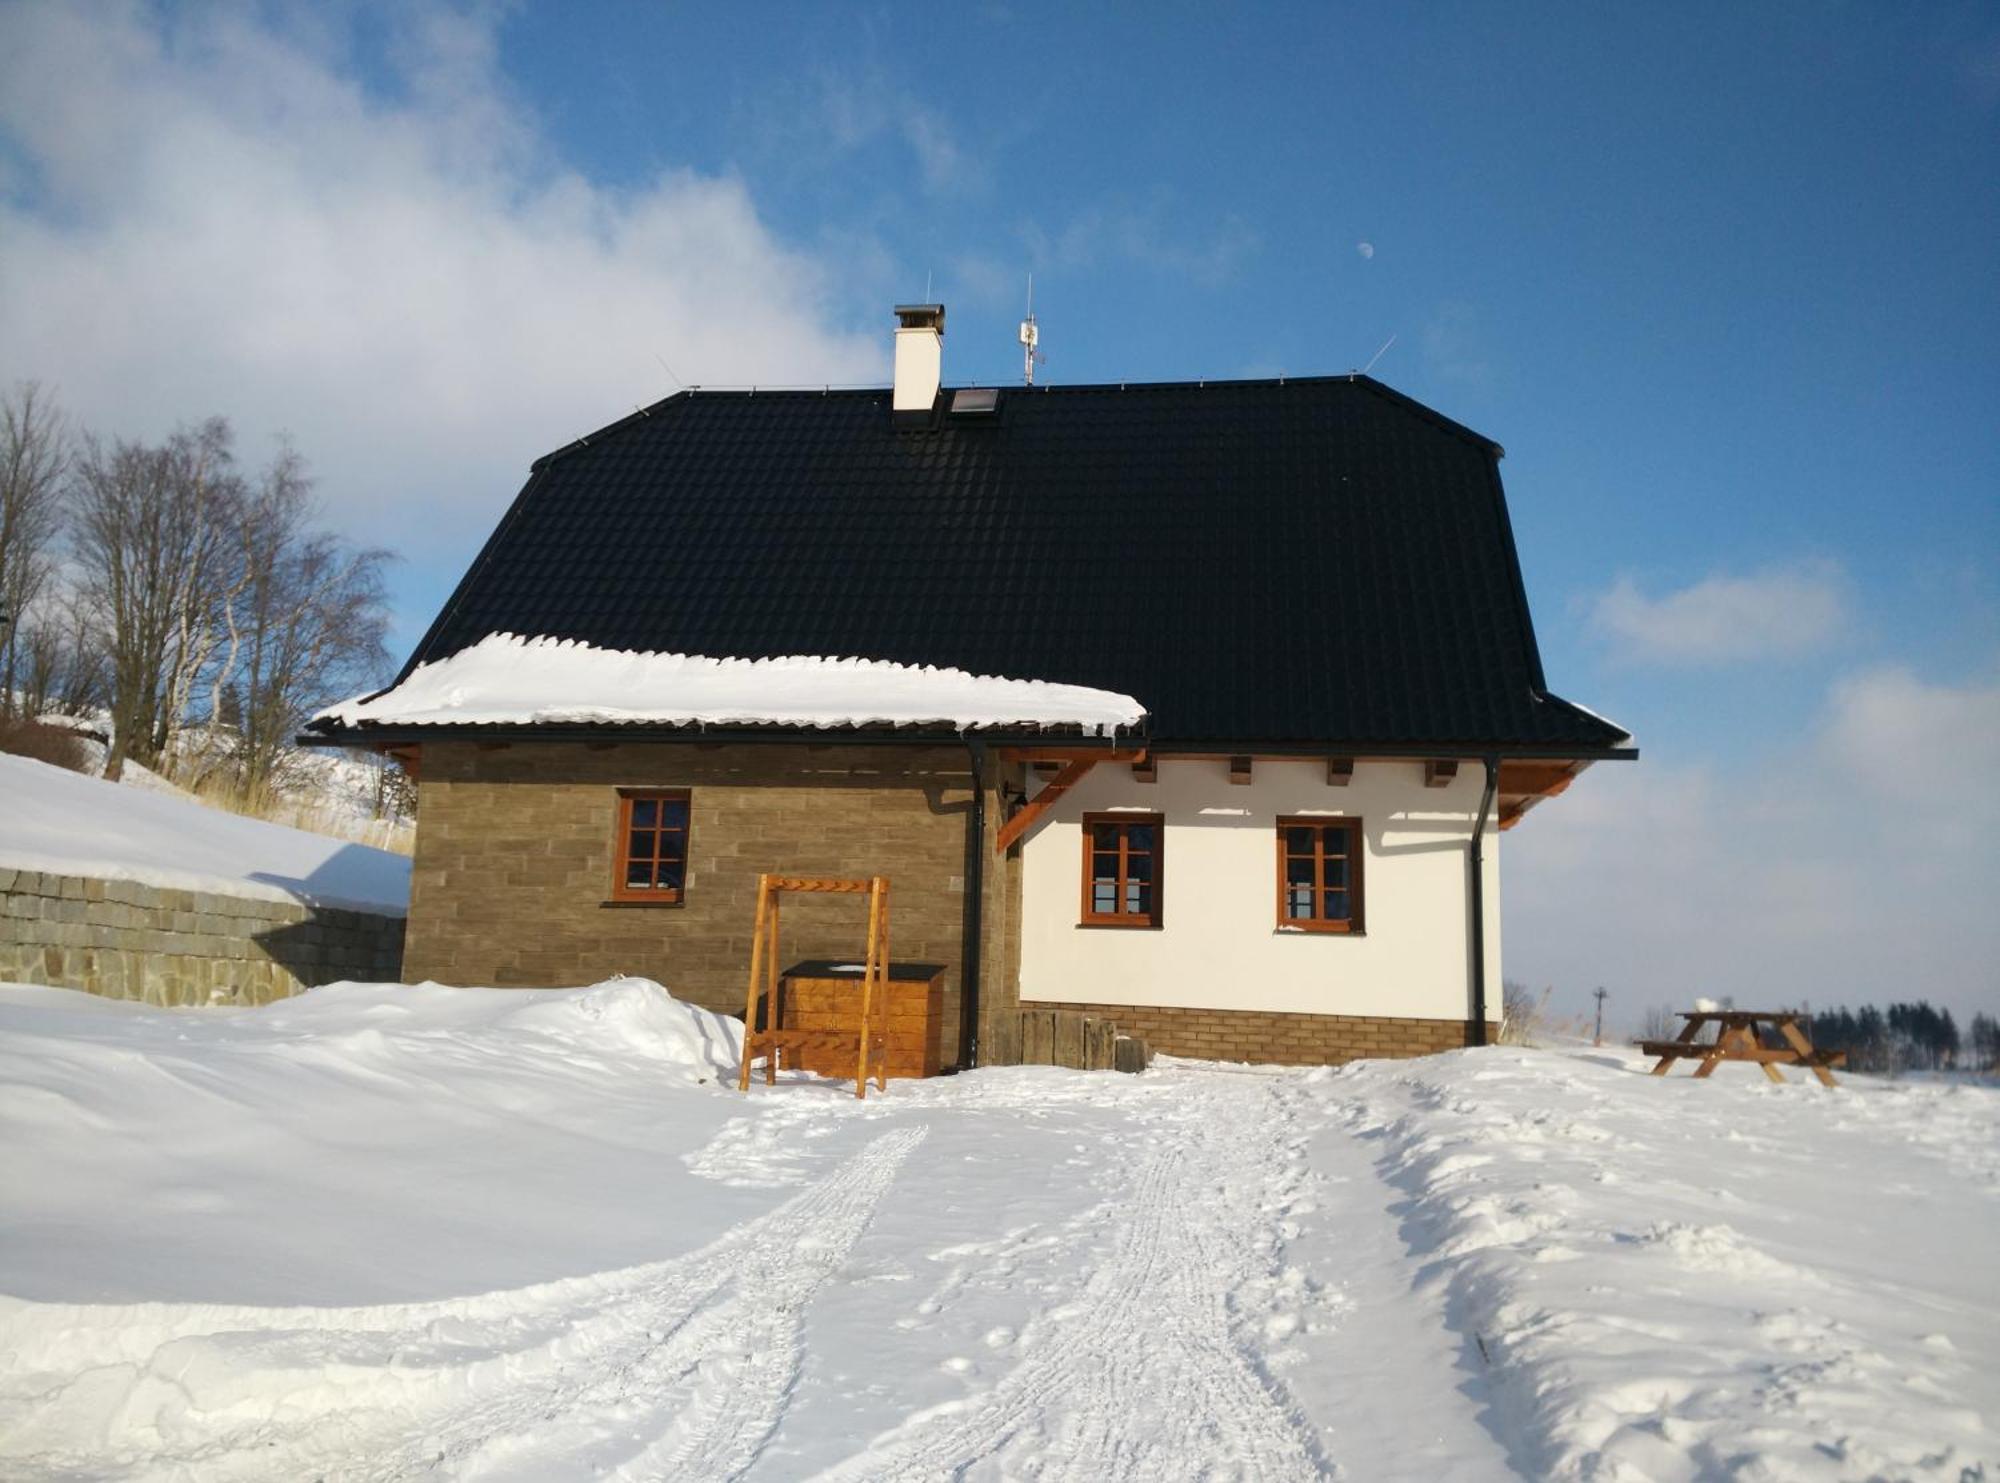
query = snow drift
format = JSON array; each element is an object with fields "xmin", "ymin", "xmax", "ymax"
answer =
[
  {"xmin": 0, "ymin": 753, "xmax": 409, "ymax": 914},
  {"xmin": 312, "ymin": 633, "xmax": 1148, "ymax": 735},
  {"xmin": 1, "ymin": 978, "xmax": 1993, "ymax": 1480}
]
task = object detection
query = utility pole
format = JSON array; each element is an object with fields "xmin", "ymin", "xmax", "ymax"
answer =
[{"xmin": 1593, "ymin": 986, "xmax": 1609, "ymax": 1046}]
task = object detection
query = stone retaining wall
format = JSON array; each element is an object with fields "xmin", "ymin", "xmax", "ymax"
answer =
[{"xmin": 0, "ymin": 868, "xmax": 405, "ymax": 1007}]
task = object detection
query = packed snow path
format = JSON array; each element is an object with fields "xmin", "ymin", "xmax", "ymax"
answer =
[
  {"xmin": 816, "ymin": 1070, "xmax": 1331, "ymax": 1480},
  {"xmin": 2, "ymin": 981, "xmax": 1995, "ymax": 1480},
  {"xmin": 5, "ymin": 1128, "xmax": 925, "ymax": 1481}
]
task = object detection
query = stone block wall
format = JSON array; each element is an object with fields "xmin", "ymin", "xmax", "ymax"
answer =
[
  {"xmin": 1031, "ymin": 997, "xmax": 1498, "ymax": 1066},
  {"xmin": 0, "ymin": 868, "xmax": 405, "ymax": 1007},
  {"xmin": 404, "ymin": 741, "xmax": 980, "ymax": 1060}
]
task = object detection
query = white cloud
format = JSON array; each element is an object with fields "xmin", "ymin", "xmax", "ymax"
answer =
[
  {"xmin": 1418, "ymin": 299, "xmax": 1494, "ymax": 387},
  {"xmin": 1818, "ymin": 665, "xmax": 2000, "ymax": 847},
  {"xmin": 813, "ymin": 73, "xmax": 980, "ymax": 196},
  {"xmin": 1020, "ymin": 195, "xmax": 1260, "ymax": 285},
  {"xmin": 0, "ymin": 3, "xmax": 881, "ymax": 572},
  {"xmin": 1505, "ymin": 664, "xmax": 2000, "ymax": 1029},
  {"xmin": 1355, "ymin": 241, "xmax": 1374, "ymax": 260},
  {"xmin": 1587, "ymin": 559, "xmax": 1850, "ymax": 666}
]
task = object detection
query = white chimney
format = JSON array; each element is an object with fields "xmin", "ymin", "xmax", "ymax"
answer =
[{"xmin": 893, "ymin": 303, "xmax": 945, "ymax": 412}]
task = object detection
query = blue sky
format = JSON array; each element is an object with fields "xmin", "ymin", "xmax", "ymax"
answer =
[{"xmin": 2, "ymin": 2, "xmax": 1995, "ymax": 1022}]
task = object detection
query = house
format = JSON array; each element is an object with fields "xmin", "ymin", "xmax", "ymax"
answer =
[{"xmin": 308, "ymin": 304, "xmax": 1633, "ymax": 1068}]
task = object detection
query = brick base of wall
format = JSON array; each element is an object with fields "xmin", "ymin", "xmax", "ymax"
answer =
[{"xmin": 1029, "ymin": 998, "xmax": 1498, "ymax": 1066}]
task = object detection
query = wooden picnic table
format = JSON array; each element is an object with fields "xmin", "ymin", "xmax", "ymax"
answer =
[{"xmin": 1639, "ymin": 1009, "xmax": 1844, "ymax": 1087}]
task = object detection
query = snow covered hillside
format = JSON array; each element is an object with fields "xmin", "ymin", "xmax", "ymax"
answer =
[
  {"xmin": 0, "ymin": 753, "xmax": 409, "ymax": 915},
  {"xmin": 0, "ymin": 979, "xmax": 1993, "ymax": 1480}
]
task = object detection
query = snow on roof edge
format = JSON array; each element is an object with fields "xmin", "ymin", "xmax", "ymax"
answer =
[
  {"xmin": 314, "ymin": 634, "xmax": 1148, "ymax": 737},
  {"xmin": 1551, "ymin": 693, "xmax": 1637, "ymax": 750}
]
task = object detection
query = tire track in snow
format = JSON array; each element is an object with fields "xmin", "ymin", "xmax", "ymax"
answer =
[
  {"xmin": 817, "ymin": 1078, "xmax": 1325, "ymax": 1482},
  {"xmin": 9, "ymin": 1125, "xmax": 925, "ymax": 1482}
]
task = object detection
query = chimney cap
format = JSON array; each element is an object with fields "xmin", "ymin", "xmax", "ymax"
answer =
[{"xmin": 894, "ymin": 303, "xmax": 946, "ymax": 333}]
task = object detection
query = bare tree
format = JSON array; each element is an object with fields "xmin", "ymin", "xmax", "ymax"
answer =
[
  {"xmin": 70, "ymin": 419, "xmax": 243, "ymax": 778},
  {"xmin": 12, "ymin": 594, "xmax": 108, "ymax": 721},
  {"xmin": 203, "ymin": 443, "xmax": 392, "ymax": 795},
  {"xmin": 1640, "ymin": 1004, "xmax": 1680, "ymax": 1042},
  {"xmin": 0, "ymin": 382, "xmax": 70, "ymax": 713}
]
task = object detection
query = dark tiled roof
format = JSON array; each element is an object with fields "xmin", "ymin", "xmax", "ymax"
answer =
[{"xmin": 390, "ymin": 375, "xmax": 1625, "ymax": 751}]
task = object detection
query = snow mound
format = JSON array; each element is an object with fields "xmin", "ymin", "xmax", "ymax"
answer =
[
  {"xmin": 484, "ymin": 974, "xmax": 743, "ymax": 1080},
  {"xmin": 313, "ymin": 633, "xmax": 1147, "ymax": 735},
  {"xmin": 0, "ymin": 753, "xmax": 409, "ymax": 914},
  {"xmin": 1332, "ymin": 1045, "xmax": 2000, "ymax": 1479},
  {"xmin": 0, "ymin": 977, "xmax": 748, "ymax": 1313}
]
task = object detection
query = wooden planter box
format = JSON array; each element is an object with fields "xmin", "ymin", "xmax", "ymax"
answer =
[{"xmin": 778, "ymin": 959, "xmax": 946, "ymax": 1081}]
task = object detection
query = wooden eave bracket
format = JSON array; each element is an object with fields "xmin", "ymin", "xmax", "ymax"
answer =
[
  {"xmin": 1326, "ymin": 756, "xmax": 1354, "ymax": 786},
  {"xmin": 1228, "ymin": 755, "xmax": 1253, "ymax": 785},
  {"xmin": 1496, "ymin": 760, "xmax": 1584, "ymax": 829},
  {"xmin": 1424, "ymin": 759, "xmax": 1459, "ymax": 788},
  {"xmin": 378, "ymin": 743, "xmax": 423, "ymax": 782},
  {"xmin": 994, "ymin": 750, "xmax": 1141, "ymax": 852}
]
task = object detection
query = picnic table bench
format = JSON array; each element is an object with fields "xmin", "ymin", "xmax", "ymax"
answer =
[{"xmin": 1639, "ymin": 1009, "xmax": 1844, "ymax": 1087}]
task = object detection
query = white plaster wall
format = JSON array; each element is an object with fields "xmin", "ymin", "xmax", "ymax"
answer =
[{"xmin": 1018, "ymin": 758, "xmax": 1501, "ymax": 1020}]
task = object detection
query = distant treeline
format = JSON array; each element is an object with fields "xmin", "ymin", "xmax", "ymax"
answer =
[
  {"xmin": 1804, "ymin": 1002, "xmax": 1996, "ymax": 1075},
  {"xmin": 0, "ymin": 381, "xmax": 393, "ymax": 796}
]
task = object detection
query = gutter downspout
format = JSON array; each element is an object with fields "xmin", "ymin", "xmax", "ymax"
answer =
[
  {"xmin": 1468, "ymin": 754, "xmax": 1500, "ymax": 1047},
  {"xmin": 958, "ymin": 738, "xmax": 987, "ymax": 1071}
]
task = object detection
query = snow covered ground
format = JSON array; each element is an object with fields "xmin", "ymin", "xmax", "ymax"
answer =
[
  {"xmin": 0, "ymin": 979, "xmax": 1993, "ymax": 1480},
  {"xmin": 0, "ymin": 754, "xmax": 408, "ymax": 914}
]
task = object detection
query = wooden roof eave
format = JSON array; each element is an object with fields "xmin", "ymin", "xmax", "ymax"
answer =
[{"xmin": 1496, "ymin": 758, "xmax": 1591, "ymax": 830}]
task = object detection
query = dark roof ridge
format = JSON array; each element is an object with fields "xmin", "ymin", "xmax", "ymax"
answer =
[{"xmin": 525, "ymin": 373, "xmax": 1502, "ymax": 474}]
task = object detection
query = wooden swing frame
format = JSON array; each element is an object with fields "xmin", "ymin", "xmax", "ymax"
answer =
[{"xmin": 735, "ymin": 873, "xmax": 891, "ymax": 1099}]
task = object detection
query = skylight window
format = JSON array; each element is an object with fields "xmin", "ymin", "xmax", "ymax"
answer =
[{"xmin": 950, "ymin": 387, "xmax": 999, "ymax": 415}]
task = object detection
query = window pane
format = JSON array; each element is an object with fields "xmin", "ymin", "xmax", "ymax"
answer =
[
  {"xmin": 1093, "ymin": 882, "xmax": 1117, "ymax": 914},
  {"xmin": 1126, "ymin": 823, "xmax": 1155, "ymax": 851},
  {"xmin": 1092, "ymin": 823, "xmax": 1119, "ymax": 850},
  {"xmin": 658, "ymin": 864, "xmax": 684, "ymax": 893},
  {"xmin": 1285, "ymin": 885, "xmax": 1314, "ymax": 919},
  {"xmin": 1125, "ymin": 880, "xmax": 1151, "ymax": 915},
  {"xmin": 1286, "ymin": 826, "xmax": 1313, "ymax": 854},
  {"xmin": 1093, "ymin": 851, "xmax": 1120, "ymax": 882},
  {"xmin": 661, "ymin": 799, "xmax": 689, "ymax": 829},
  {"xmin": 628, "ymin": 829, "xmax": 655, "ymax": 861},
  {"xmin": 629, "ymin": 798, "xmax": 658, "ymax": 828},
  {"xmin": 1325, "ymin": 889, "xmax": 1350, "ymax": 921},
  {"xmin": 625, "ymin": 861, "xmax": 651, "ymax": 888},
  {"xmin": 659, "ymin": 834, "xmax": 686, "ymax": 866},
  {"xmin": 1286, "ymin": 857, "xmax": 1316, "ymax": 887},
  {"xmin": 1321, "ymin": 827, "xmax": 1346, "ymax": 857},
  {"xmin": 1326, "ymin": 857, "xmax": 1347, "ymax": 888},
  {"xmin": 1127, "ymin": 852, "xmax": 1153, "ymax": 883}
]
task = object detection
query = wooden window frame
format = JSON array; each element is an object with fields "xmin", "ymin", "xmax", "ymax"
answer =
[
  {"xmin": 1079, "ymin": 811, "xmax": 1165, "ymax": 929},
  {"xmin": 1274, "ymin": 816, "xmax": 1364, "ymax": 934},
  {"xmin": 609, "ymin": 788, "xmax": 691, "ymax": 905}
]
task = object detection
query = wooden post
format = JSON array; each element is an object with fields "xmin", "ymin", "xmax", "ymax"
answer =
[
  {"xmin": 763, "ymin": 890, "xmax": 781, "ymax": 1084},
  {"xmin": 1054, "ymin": 1010, "xmax": 1083, "ymax": 1069},
  {"xmin": 738, "ymin": 874, "xmax": 772, "ymax": 1091},
  {"xmin": 856, "ymin": 878, "xmax": 882, "ymax": 1098},
  {"xmin": 1776, "ymin": 1017, "xmax": 1840, "ymax": 1088},
  {"xmin": 874, "ymin": 881, "xmax": 890, "ymax": 1092}
]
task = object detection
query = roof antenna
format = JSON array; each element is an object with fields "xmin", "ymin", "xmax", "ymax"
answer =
[
  {"xmin": 1361, "ymin": 334, "xmax": 1396, "ymax": 376},
  {"xmin": 924, "ymin": 268, "xmax": 933, "ymax": 301},
  {"xmin": 1019, "ymin": 274, "xmax": 1043, "ymax": 386},
  {"xmin": 654, "ymin": 353, "xmax": 684, "ymax": 390}
]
